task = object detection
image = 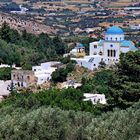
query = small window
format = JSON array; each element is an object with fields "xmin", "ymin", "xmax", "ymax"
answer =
[
  {"xmin": 94, "ymin": 45, "xmax": 97, "ymax": 48},
  {"xmin": 110, "ymin": 44, "xmax": 113, "ymax": 47},
  {"xmin": 111, "ymin": 37, "xmax": 112, "ymax": 40},
  {"xmin": 34, "ymin": 69, "xmax": 36, "ymax": 71},
  {"xmin": 27, "ymin": 76, "xmax": 30, "ymax": 80},
  {"xmin": 115, "ymin": 37, "xmax": 117, "ymax": 41},
  {"xmin": 93, "ymin": 52, "xmax": 97, "ymax": 55},
  {"xmin": 21, "ymin": 82, "xmax": 23, "ymax": 87},
  {"xmin": 18, "ymin": 82, "xmax": 20, "ymax": 87},
  {"xmin": 94, "ymin": 64, "xmax": 96, "ymax": 66},
  {"xmin": 99, "ymin": 51, "xmax": 103, "ymax": 55},
  {"xmin": 13, "ymin": 74, "xmax": 16, "ymax": 78}
]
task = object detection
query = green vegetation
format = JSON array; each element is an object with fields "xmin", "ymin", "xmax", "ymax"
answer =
[
  {"xmin": 0, "ymin": 96, "xmax": 139, "ymax": 140},
  {"xmin": 52, "ymin": 60, "xmax": 76, "ymax": 83},
  {"xmin": 0, "ymin": 67, "xmax": 12, "ymax": 80},
  {"xmin": 0, "ymin": 22, "xmax": 140, "ymax": 140},
  {"xmin": 81, "ymin": 50, "xmax": 140, "ymax": 110},
  {"xmin": 0, "ymin": 50, "xmax": 140, "ymax": 139},
  {"xmin": 1, "ymin": 51, "xmax": 139, "ymax": 113},
  {"xmin": 0, "ymin": 88, "xmax": 101, "ymax": 114},
  {"xmin": 0, "ymin": 22, "xmax": 66, "ymax": 68}
]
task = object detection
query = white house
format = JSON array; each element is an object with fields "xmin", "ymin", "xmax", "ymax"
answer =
[
  {"xmin": 11, "ymin": 5, "xmax": 28, "ymax": 14},
  {"xmin": 32, "ymin": 62, "xmax": 60, "ymax": 85},
  {"xmin": 0, "ymin": 80, "xmax": 11, "ymax": 97},
  {"xmin": 0, "ymin": 64, "xmax": 21, "ymax": 69},
  {"xmin": 11, "ymin": 61, "xmax": 60, "ymax": 89},
  {"xmin": 72, "ymin": 26, "xmax": 138, "ymax": 70},
  {"xmin": 61, "ymin": 80, "xmax": 82, "ymax": 89},
  {"xmin": 130, "ymin": 24, "xmax": 140, "ymax": 30},
  {"xmin": 83, "ymin": 93, "xmax": 106, "ymax": 104}
]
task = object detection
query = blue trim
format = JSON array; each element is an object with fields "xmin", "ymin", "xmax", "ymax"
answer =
[{"xmin": 121, "ymin": 40, "xmax": 138, "ymax": 51}]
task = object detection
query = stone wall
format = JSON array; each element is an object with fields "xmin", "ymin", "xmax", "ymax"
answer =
[{"xmin": 11, "ymin": 70, "xmax": 37, "ymax": 88}]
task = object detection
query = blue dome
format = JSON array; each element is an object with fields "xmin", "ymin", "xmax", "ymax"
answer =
[{"xmin": 105, "ymin": 26, "xmax": 124, "ymax": 35}]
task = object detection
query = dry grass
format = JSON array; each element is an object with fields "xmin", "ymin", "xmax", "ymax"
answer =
[{"xmin": 67, "ymin": 65, "xmax": 95, "ymax": 82}]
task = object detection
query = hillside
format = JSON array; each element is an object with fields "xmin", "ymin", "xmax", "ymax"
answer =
[{"xmin": 0, "ymin": 0, "xmax": 139, "ymax": 37}]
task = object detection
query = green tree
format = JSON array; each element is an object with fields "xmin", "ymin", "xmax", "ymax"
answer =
[
  {"xmin": 53, "ymin": 36, "xmax": 66, "ymax": 55},
  {"xmin": 0, "ymin": 67, "xmax": 12, "ymax": 80},
  {"xmin": 52, "ymin": 68, "xmax": 67, "ymax": 83}
]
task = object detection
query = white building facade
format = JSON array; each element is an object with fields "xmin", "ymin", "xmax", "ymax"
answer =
[
  {"xmin": 11, "ymin": 62, "xmax": 60, "ymax": 89},
  {"xmin": 32, "ymin": 62, "xmax": 60, "ymax": 85},
  {"xmin": 83, "ymin": 93, "xmax": 106, "ymax": 104},
  {"xmin": 72, "ymin": 26, "xmax": 138, "ymax": 70}
]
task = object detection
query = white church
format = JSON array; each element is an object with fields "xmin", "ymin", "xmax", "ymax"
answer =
[{"xmin": 72, "ymin": 26, "xmax": 138, "ymax": 70}]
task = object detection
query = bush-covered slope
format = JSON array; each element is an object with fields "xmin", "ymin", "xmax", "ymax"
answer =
[{"xmin": 0, "ymin": 101, "xmax": 139, "ymax": 140}]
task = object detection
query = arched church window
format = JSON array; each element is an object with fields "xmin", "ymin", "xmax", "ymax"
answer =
[
  {"xmin": 120, "ymin": 37, "xmax": 121, "ymax": 40},
  {"xmin": 107, "ymin": 50, "xmax": 110, "ymax": 57},
  {"xmin": 114, "ymin": 50, "xmax": 116, "ymax": 57},
  {"xmin": 111, "ymin": 37, "xmax": 112, "ymax": 40},
  {"xmin": 116, "ymin": 37, "xmax": 117, "ymax": 41},
  {"xmin": 111, "ymin": 50, "xmax": 113, "ymax": 57}
]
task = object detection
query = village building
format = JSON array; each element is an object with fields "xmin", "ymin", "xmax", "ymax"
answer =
[
  {"xmin": 11, "ymin": 62, "xmax": 60, "ymax": 89},
  {"xmin": 61, "ymin": 80, "xmax": 82, "ymax": 89},
  {"xmin": 32, "ymin": 62, "xmax": 60, "ymax": 85},
  {"xmin": 83, "ymin": 93, "xmax": 106, "ymax": 105},
  {"xmin": 0, "ymin": 64, "xmax": 21, "ymax": 69},
  {"xmin": 72, "ymin": 26, "xmax": 138, "ymax": 70},
  {"xmin": 11, "ymin": 70, "xmax": 36, "ymax": 88},
  {"xmin": 70, "ymin": 43, "xmax": 85, "ymax": 57},
  {"xmin": 0, "ymin": 80, "xmax": 11, "ymax": 99},
  {"xmin": 130, "ymin": 24, "xmax": 140, "ymax": 30},
  {"xmin": 10, "ymin": 5, "xmax": 28, "ymax": 14}
]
